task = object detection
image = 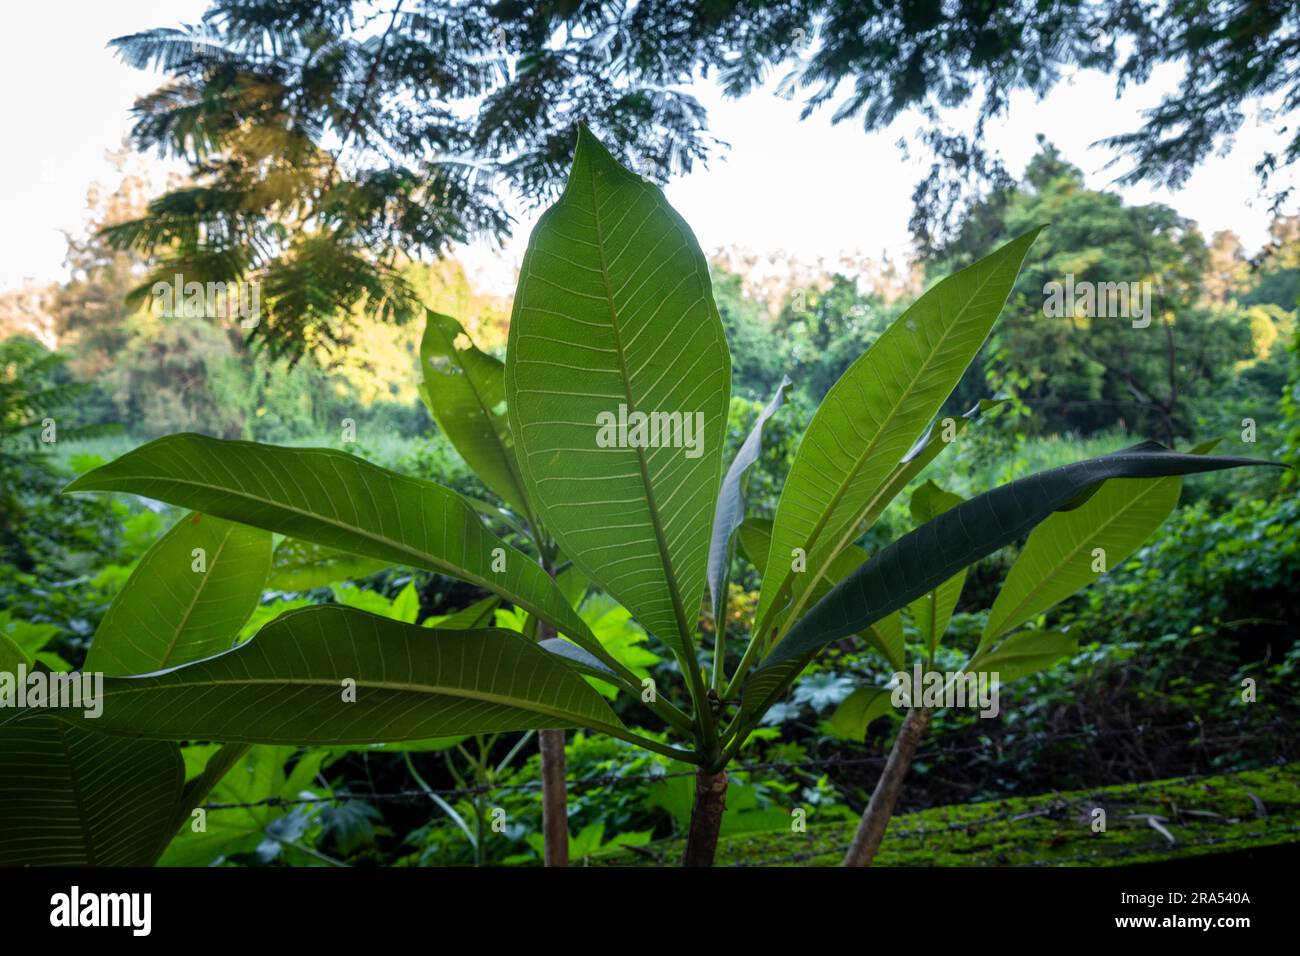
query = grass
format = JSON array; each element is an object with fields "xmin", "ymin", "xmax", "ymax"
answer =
[{"xmin": 46, "ymin": 429, "xmax": 437, "ymax": 473}]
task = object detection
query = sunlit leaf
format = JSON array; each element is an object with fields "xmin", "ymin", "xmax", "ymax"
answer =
[
  {"xmin": 505, "ymin": 125, "xmax": 731, "ymax": 654},
  {"xmin": 86, "ymin": 512, "xmax": 271, "ymax": 675}
]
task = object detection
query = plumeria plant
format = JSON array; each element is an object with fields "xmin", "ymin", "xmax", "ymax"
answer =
[{"xmin": 1, "ymin": 127, "xmax": 1277, "ymax": 868}]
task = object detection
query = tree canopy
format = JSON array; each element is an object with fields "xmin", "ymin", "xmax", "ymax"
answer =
[{"xmin": 109, "ymin": 0, "xmax": 1300, "ymax": 355}]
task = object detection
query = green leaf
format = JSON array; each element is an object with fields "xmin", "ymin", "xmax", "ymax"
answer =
[
  {"xmin": 161, "ymin": 744, "xmax": 331, "ymax": 866},
  {"xmin": 905, "ymin": 481, "xmax": 967, "ymax": 660},
  {"xmin": 505, "ymin": 125, "xmax": 732, "ymax": 654},
  {"xmin": 62, "ymin": 604, "xmax": 624, "ymax": 744},
  {"xmin": 0, "ymin": 711, "xmax": 183, "ymax": 866},
  {"xmin": 420, "ymin": 309, "xmax": 530, "ymax": 516},
  {"xmin": 331, "ymin": 580, "xmax": 420, "ymax": 622},
  {"xmin": 830, "ymin": 686, "xmax": 896, "ymax": 742},
  {"xmin": 425, "ymin": 594, "xmax": 500, "ymax": 629},
  {"xmin": 746, "ymin": 442, "xmax": 1279, "ymax": 706},
  {"xmin": 737, "ymin": 516, "xmax": 775, "ymax": 576},
  {"xmin": 738, "ymin": 516, "xmax": 904, "ymax": 670},
  {"xmin": 753, "ymin": 231, "xmax": 1041, "ymax": 639},
  {"xmin": 267, "ymin": 538, "xmax": 389, "ymax": 591},
  {"xmin": 86, "ymin": 512, "xmax": 271, "ymax": 676},
  {"xmin": 64, "ymin": 433, "xmax": 596, "ymax": 651},
  {"xmin": 0, "ymin": 633, "xmax": 27, "ymax": 671},
  {"xmin": 968, "ymin": 629, "xmax": 1078, "ymax": 684},
  {"xmin": 980, "ymin": 471, "xmax": 1183, "ymax": 652},
  {"xmin": 0, "ymin": 609, "xmax": 59, "ymax": 661},
  {"xmin": 539, "ymin": 637, "xmax": 620, "ymax": 683},
  {"xmin": 708, "ymin": 377, "xmax": 791, "ymax": 619},
  {"xmin": 863, "ymin": 601, "xmax": 907, "ymax": 673},
  {"xmin": 173, "ymin": 741, "xmax": 251, "ymax": 833},
  {"xmin": 556, "ymin": 564, "xmax": 590, "ymax": 609}
]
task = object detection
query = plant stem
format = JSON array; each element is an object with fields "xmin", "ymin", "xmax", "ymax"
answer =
[
  {"xmin": 538, "ymin": 727, "xmax": 569, "ymax": 867},
  {"xmin": 495, "ymin": 729, "xmax": 536, "ymax": 776},
  {"xmin": 474, "ymin": 764, "xmax": 488, "ymax": 868},
  {"xmin": 535, "ymin": 546, "xmax": 570, "ymax": 867},
  {"xmin": 404, "ymin": 753, "xmax": 477, "ymax": 851},
  {"xmin": 681, "ymin": 767, "xmax": 729, "ymax": 867},
  {"xmin": 724, "ymin": 629, "xmax": 768, "ymax": 700},
  {"xmin": 842, "ymin": 705, "xmax": 932, "ymax": 867}
]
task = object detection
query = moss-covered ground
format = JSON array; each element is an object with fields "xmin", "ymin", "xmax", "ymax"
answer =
[{"xmin": 593, "ymin": 763, "xmax": 1300, "ymax": 866}]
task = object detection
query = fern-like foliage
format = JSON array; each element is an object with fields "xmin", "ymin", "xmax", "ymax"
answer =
[{"xmin": 107, "ymin": 0, "xmax": 715, "ymax": 358}]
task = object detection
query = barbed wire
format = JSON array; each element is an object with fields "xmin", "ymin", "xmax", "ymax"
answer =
[{"xmin": 200, "ymin": 718, "xmax": 1280, "ymax": 812}]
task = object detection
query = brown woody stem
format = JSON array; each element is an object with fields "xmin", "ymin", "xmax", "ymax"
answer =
[
  {"xmin": 842, "ymin": 706, "xmax": 932, "ymax": 867},
  {"xmin": 682, "ymin": 767, "xmax": 729, "ymax": 866},
  {"xmin": 538, "ymin": 728, "xmax": 569, "ymax": 866}
]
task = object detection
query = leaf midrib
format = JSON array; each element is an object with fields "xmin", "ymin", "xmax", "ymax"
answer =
[
  {"xmin": 159, "ymin": 522, "xmax": 235, "ymax": 668},
  {"xmin": 79, "ymin": 469, "xmax": 587, "ymax": 642},
  {"xmin": 55, "ymin": 721, "xmax": 96, "ymax": 866},
  {"xmin": 586, "ymin": 163, "xmax": 695, "ymax": 651},
  {"xmin": 98, "ymin": 675, "xmax": 614, "ymax": 735}
]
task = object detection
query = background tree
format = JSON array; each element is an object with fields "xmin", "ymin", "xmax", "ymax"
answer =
[
  {"xmin": 929, "ymin": 140, "xmax": 1278, "ymax": 443},
  {"xmin": 114, "ymin": 0, "xmax": 1300, "ymax": 356},
  {"xmin": 106, "ymin": 0, "xmax": 715, "ymax": 358}
]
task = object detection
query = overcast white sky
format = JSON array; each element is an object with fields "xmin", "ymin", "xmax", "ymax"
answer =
[{"xmin": 2, "ymin": 0, "xmax": 1296, "ymax": 293}]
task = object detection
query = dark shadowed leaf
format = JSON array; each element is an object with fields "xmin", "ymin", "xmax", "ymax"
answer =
[
  {"xmin": 0, "ymin": 711, "xmax": 183, "ymax": 866},
  {"xmin": 744, "ymin": 442, "xmax": 1279, "ymax": 707}
]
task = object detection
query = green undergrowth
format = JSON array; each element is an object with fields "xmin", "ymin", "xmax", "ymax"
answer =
[{"xmin": 593, "ymin": 764, "xmax": 1300, "ymax": 866}]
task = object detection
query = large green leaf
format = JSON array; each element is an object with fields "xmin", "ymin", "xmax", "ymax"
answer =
[
  {"xmin": 744, "ymin": 442, "xmax": 1278, "ymax": 707},
  {"xmin": 505, "ymin": 126, "xmax": 731, "ymax": 654},
  {"xmin": 753, "ymin": 231, "xmax": 1041, "ymax": 638},
  {"xmin": 904, "ymin": 481, "xmax": 967, "ymax": 660},
  {"xmin": 420, "ymin": 309, "xmax": 530, "ymax": 516},
  {"xmin": 267, "ymin": 538, "xmax": 389, "ymax": 591},
  {"xmin": 64, "ymin": 434, "xmax": 596, "ymax": 650},
  {"xmin": 62, "ymin": 605, "xmax": 623, "ymax": 744},
  {"xmin": 0, "ymin": 711, "xmax": 183, "ymax": 866},
  {"xmin": 980, "ymin": 472, "xmax": 1182, "ymax": 652},
  {"xmin": 86, "ymin": 512, "xmax": 271, "ymax": 676}
]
